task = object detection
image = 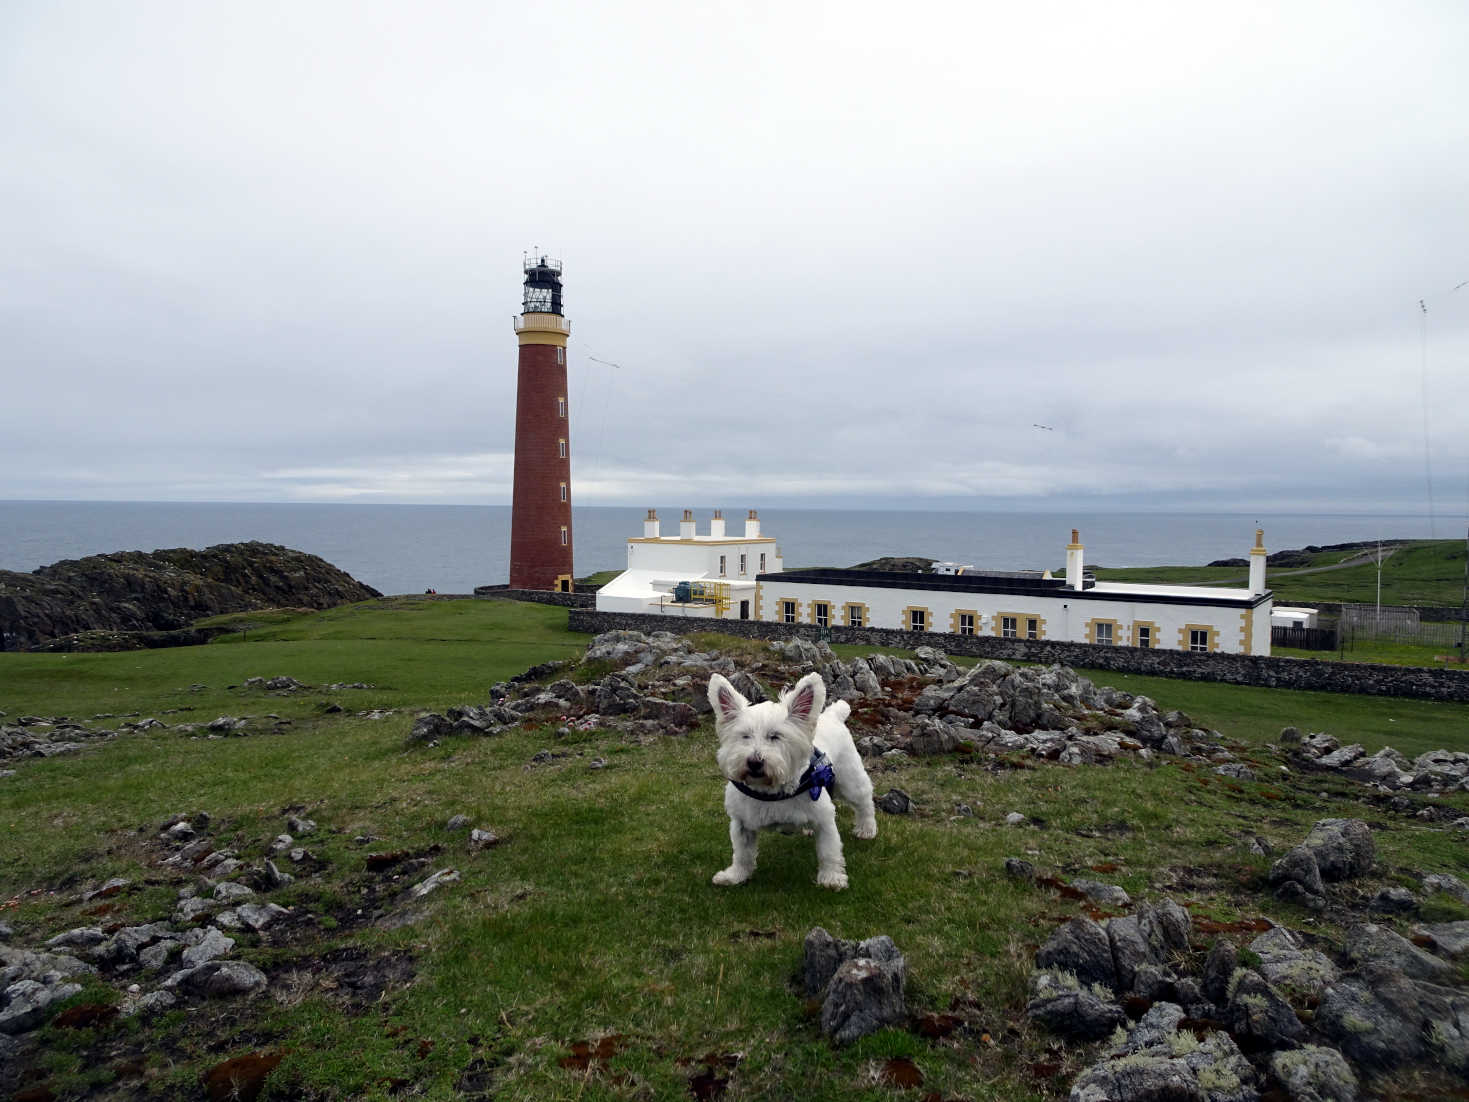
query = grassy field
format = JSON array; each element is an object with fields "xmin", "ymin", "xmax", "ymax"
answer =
[
  {"xmin": 1093, "ymin": 538, "xmax": 1468, "ymax": 607},
  {"xmin": 2, "ymin": 601, "xmax": 1467, "ymax": 1100}
]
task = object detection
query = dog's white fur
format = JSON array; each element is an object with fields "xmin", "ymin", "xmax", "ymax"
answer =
[{"xmin": 708, "ymin": 671, "xmax": 877, "ymax": 890}]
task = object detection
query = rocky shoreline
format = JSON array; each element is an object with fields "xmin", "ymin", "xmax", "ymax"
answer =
[{"xmin": 0, "ymin": 542, "xmax": 380, "ymax": 651}]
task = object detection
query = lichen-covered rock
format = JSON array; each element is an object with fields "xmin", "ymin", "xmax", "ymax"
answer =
[
  {"xmin": 1248, "ymin": 927, "xmax": 1338, "ymax": 1003},
  {"xmin": 801, "ymin": 928, "xmax": 901, "ymax": 997},
  {"xmin": 1343, "ymin": 923, "xmax": 1454, "ymax": 984},
  {"xmin": 1026, "ymin": 969, "xmax": 1126, "ymax": 1041},
  {"xmin": 1225, "ymin": 968, "xmax": 1305, "ymax": 1049},
  {"xmin": 1069, "ymin": 1001, "xmax": 1257, "ymax": 1102},
  {"xmin": 1315, "ymin": 964, "xmax": 1468, "ymax": 1072},
  {"xmin": 1268, "ymin": 1045, "xmax": 1358, "ymax": 1102},
  {"xmin": 1037, "ymin": 916, "xmax": 1116, "ymax": 990},
  {"xmin": 1411, "ymin": 920, "xmax": 1469, "ymax": 959}
]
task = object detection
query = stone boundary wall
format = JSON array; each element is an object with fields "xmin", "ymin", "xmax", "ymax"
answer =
[
  {"xmin": 566, "ymin": 609, "xmax": 1469, "ymax": 703},
  {"xmin": 473, "ymin": 585, "xmax": 596, "ymax": 609}
]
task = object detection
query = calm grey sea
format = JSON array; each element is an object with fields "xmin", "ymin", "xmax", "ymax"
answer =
[{"xmin": 1, "ymin": 502, "xmax": 1457, "ymax": 597}]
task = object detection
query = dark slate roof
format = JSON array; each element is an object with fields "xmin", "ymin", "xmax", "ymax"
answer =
[{"xmin": 755, "ymin": 568, "xmax": 1269, "ymax": 610}]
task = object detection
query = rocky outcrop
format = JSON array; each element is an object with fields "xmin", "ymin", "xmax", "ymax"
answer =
[
  {"xmin": 0, "ymin": 542, "xmax": 380, "ymax": 651},
  {"xmin": 1025, "ymin": 819, "xmax": 1469, "ymax": 1099}
]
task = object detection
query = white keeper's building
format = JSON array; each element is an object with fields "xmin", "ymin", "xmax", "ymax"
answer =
[{"xmin": 596, "ymin": 514, "xmax": 1275, "ymax": 655}]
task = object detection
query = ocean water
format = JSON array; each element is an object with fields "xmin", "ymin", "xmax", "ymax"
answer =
[{"xmin": 0, "ymin": 501, "xmax": 1456, "ymax": 597}]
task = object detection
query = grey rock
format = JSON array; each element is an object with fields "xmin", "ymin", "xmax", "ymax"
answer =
[
  {"xmin": 1316, "ymin": 743, "xmax": 1365, "ymax": 769},
  {"xmin": 0, "ymin": 978, "xmax": 83, "ymax": 1034},
  {"xmin": 1248, "ymin": 927, "xmax": 1337, "ymax": 1002},
  {"xmin": 1370, "ymin": 886, "xmax": 1418, "ymax": 914},
  {"xmin": 212, "ymin": 882, "xmax": 255, "ymax": 903},
  {"xmin": 1343, "ymin": 923, "xmax": 1453, "ymax": 983},
  {"xmin": 408, "ymin": 868, "xmax": 460, "ymax": 899},
  {"xmin": 469, "ymin": 828, "xmax": 499, "ymax": 850},
  {"xmin": 180, "ymin": 926, "xmax": 235, "ymax": 967},
  {"xmin": 1037, "ymin": 916, "xmax": 1116, "ymax": 990},
  {"xmin": 264, "ymin": 859, "xmax": 294, "ymax": 888},
  {"xmin": 1004, "ymin": 811, "xmax": 1027, "ymax": 826},
  {"xmin": 1316, "ymin": 966, "xmax": 1449, "ymax": 1070},
  {"xmin": 45, "ymin": 927, "xmax": 106, "ymax": 950},
  {"xmin": 1225, "ymin": 968, "xmax": 1305, "ymax": 1048},
  {"xmin": 121, "ymin": 988, "xmax": 177, "ymax": 1019},
  {"xmin": 1214, "ymin": 762, "xmax": 1256, "ymax": 781},
  {"xmin": 876, "ymin": 789, "xmax": 911, "ymax": 815},
  {"xmin": 92, "ymin": 922, "xmax": 174, "ymax": 967},
  {"xmin": 1423, "ymin": 871, "xmax": 1469, "ymax": 903},
  {"xmin": 1026, "ymin": 969, "xmax": 1126, "ymax": 1041},
  {"xmin": 801, "ymin": 929, "xmax": 902, "ymax": 997},
  {"xmin": 1071, "ymin": 879, "xmax": 1130, "ymax": 908},
  {"xmin": 1268, "ymin": 1046, "xmax": 1359, "ymax": 1102},
  {"xmin": 1269, "ymin": 846, "xmax": 1324, "ymax": 898},
  {"xmin": 446, "ymin": 814, "xmax": 471, "ymax": 832},
  {"xmin": 1202, "ymin": 940, "xmax": 1239, "ymax": 1007},
  {"xmin": 1411, "ymin": 920, "xmax": 1469, "ymax": 959},
  {"xmin": 1301, "ymin": 818, "xmax": 1373, "ymax": 881},
  {"xmin": 286, "ymin": 815, "xmax": 317, "ymax": 836},
  {"xmin": 1072, "ymin": 1025, "xmax": 1256, "ymax": 1102},
  {"xmin": 407, "ymin": 712, "xmax": 453, "ymax": 742},
  {"xmin": 137, "ymin": 940, "xmax": 181, "ymax": 970},
  {"xmin": 1107, "ymin": 912, "xmax": 1165, "ymax": 994},
  {"xmin": 1004, "ymin": 858, "xmax": 1036, "ymax": 882},
  {"xmin": 175, "ymin": 897, "xmax": 220, "ymax": 922},
  {"xmin": 819, "ymin": 953, "xmax": 907, "ymax": 1045},
  {"xmin": 236, "ymin": 903, "xmax": 289, "ymax": 931},
  {"xmin": 1278, "ymin": 726, "xmax": 1302, "ymax": 743},
  {"xmin": 172, "ymin": 959, "xmax": 268, "ymax": 998}
]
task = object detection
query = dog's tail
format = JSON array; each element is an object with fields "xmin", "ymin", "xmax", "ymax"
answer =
[{"xmin": 825, "ymin": 699, "xmax": 851, "ymax": 723}]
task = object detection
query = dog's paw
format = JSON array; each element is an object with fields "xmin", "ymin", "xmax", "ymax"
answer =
[
  {"xmin": 853, "ymin": 820, "xmax": 877, "ymax": 840},
  {"xmin": 713, "ymin": 867, "xmax": 749, "ymax": 886},
  {"xmin": 816, "ymin": 868, "xmax": 849, "ymax": 891}
]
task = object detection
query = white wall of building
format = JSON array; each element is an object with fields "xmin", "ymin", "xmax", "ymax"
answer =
[{"xmin": 757, "ymin": 578, "xmax": 1271, "ymax": 655}]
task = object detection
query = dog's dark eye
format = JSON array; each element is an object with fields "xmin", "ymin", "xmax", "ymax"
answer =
[{"xmin": 767, "ymin": 733, "xmax": 780, "ymax": 741}]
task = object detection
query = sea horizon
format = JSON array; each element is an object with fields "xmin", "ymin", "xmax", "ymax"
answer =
[{"xmin": 3, "ymin": 499, "xmax": 1462, "ymax": 599}]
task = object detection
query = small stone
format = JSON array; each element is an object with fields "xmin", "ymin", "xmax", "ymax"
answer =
[
  {"xmin": 1004, "ymin": 858, "xmax": 1036, "ymax": 882},
  {"xmin": 235, "ymin": 903, "xmax": 289, "ymax": 931},
  {"xmin": 269, "ymin": 834, "xmax": 293, "ymax": 852},
  {"xmin": 1004, "ymin": 812, "xmax": 1027, "ymax": 826},
  {"xmin": 446, "ymin": 814, "xmax": 472, "ymax": 832},
  {"xmin": 408, "ymin": 868, "xmax": 460, "ymax": 899},
  {"xmin": 469, "ymin": 829, "xmax": 499, "ymax": 850},
  {"xmin": 876, "ymin": 789, "xmax": 911, "ymax": 815},
  {"xmin": 286, "ymin": 816, "xmax": 316, "ymax": 836}
]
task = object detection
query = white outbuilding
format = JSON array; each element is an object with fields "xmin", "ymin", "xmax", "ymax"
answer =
[{"xmin": 594, "ymin": 509, "xmax": 781, "ymax": 620}]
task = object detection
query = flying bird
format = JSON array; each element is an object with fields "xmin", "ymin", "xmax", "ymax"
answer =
[{"xmin": 1033, "ymin": 423, "xmax": 1054, "ymax": 431}]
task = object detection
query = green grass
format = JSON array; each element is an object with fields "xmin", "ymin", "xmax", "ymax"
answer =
[
  {"xmin": 1093, "ymin": 539, "xmax": 1468, "ymax": 607},
  {"xmin": 2, "ymin": 603, "xmax": 1467, "ymax": 1100}
]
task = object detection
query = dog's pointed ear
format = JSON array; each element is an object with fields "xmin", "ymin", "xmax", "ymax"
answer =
[
  {"xmin": 785, "ymin": 672, "xmax": 826, "ymax": 733},
  {"xmin": 708, "ymin": 674, "xmax": 748, "ymax": 727}
]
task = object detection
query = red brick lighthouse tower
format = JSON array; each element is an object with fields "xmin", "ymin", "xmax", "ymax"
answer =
[{"xmin": 509, "ymin": 255, "xmax": 574, "ymax": 591}]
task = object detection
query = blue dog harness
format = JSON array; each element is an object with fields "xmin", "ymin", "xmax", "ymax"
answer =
[{"xmin": 731, "ymin": 749, "xmax": 835, "ymax": 803}]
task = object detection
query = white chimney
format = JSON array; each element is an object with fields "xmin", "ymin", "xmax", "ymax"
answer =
[
  {"xmin": 1066, "ymin": 528, "xmax": 1085, "ymax": 591},
  {"xmin": 680, "ymin": 509, "xmax": 695, "ymax": 539},
  {"xmin": 1249, "ymin": 528, "xmax": 1267, "ymax": 595},
  {"xmin": 643, "ymin": 509, "xmax": 659, "ymax": 539},
  {"xmin": 709, "ymin": 509, "xmax": 725, "ymax": 539},
  {"xmin": 745, "ymin": 509, "xmax": 761, "ymax": 538}
]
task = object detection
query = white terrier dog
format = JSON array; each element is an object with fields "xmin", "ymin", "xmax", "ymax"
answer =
[{"xmin": 708, "ymin": 671, "xmax": 878, "ymax": 891}]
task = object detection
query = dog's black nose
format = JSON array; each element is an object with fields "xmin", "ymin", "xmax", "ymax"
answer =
[{"xmin": 745, "ymin": 757, "xmax": 764, "ymax": 776}]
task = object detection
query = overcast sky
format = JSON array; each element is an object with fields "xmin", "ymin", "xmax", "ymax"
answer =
[{"xmin": 4, "ymin": 1, "xmax": 1467, "ymax": 517}]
